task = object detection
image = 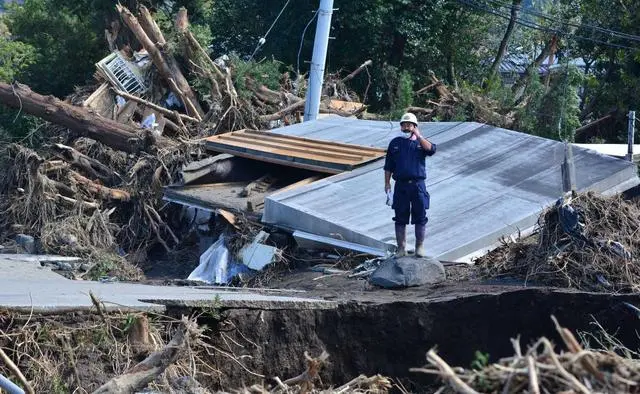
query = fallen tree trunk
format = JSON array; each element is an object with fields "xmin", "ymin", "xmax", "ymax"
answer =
[
  {"xmin": 259, "ymin": 100, "xmax": 305, "ymax": 122},
  {"xmin": 93, "ymin": 318, "xmax": 199, "ymax": 394},
  {"xmin": 117, "ymin": 4, "xmax": 204, "ymax": 120},
  {"xmin": 0, "ymin": 82, "xmax": 170, "ymax": 153}
]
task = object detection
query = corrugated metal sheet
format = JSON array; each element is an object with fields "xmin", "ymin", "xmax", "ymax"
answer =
[
  {"xmin": 205, "ymin": 129, "xmax": 386, "ymax": 173},
  {"xmin": 263, "ymin": 117, "xmax": 640, "ymax": 261}
]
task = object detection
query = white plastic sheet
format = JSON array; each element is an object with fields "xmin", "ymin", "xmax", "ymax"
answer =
[
  {"xmin": 188, "ymin": 235, "xmax": 251, "ymax": 284},
  {"xmin": 188, "ymin": 235, "xmax": 230, "ymax": 284}
]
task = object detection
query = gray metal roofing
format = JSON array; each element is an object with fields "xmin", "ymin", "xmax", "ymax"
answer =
[{"xmin": 264, "ymin": 117, "xmax": 640, "ymax": 261}]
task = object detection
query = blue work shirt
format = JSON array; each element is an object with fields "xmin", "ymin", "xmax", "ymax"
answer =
[{"xmin": 384, "ymin": 136, "xmax": 436, "ymax": 180}]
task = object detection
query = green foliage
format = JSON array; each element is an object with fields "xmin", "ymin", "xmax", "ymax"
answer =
[
  {"xmin": 122, "ymin": 314, "xmax": 138, "ymax": 333},
  {"xmin": 0, "ymin": 34, "xmax": 36, "ymax": 82},
  {"xmin": 513, "ymin": 66, "xmax": 582, "ymax": 140},
  {"xmin": 3, "ymin": 0, "xmax": 106, "ymax": 97},
  {"xmin": 471, "ymin": 350, "xmax": 490, "ymax": 370},
  {"xmin": 205, "ymin": 0, "xmax": 497, "ymax": 109},
  {"xmin": 201, "ymin": 295, "xmax": 223, "ymax": 320},
  {"xmin": 232, "ymin": 56, "xmax": 283, "ymax": 99},
  {"xmin": 51, "ymin": 376, "xmax": 68, "ymax": 394},
  {"xmin": 389, "ymin": 69, "xmax": 414, "ymax": 119},
  {"xmin": 538, "ymin": 65, "xmax": 583, "ymax": 140}
]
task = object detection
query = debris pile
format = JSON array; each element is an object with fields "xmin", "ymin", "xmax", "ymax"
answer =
[
  {"xmin": 413, "ymin": 316, "xmax": 640, "ymax": 394},
  {"xmin": 475, "ymin": 192, "xmax": 640, "ymax": 292},
  {"xmin": 0, "ymin": 304, "xmax": 392, "ymax": 393},
  {"xmin": 0, "ymin": 4, "xmax": 370, "ymax": 277},
  {"xmin": 409, "ymin": 71, "xmax": 515, "ymax": 128}
]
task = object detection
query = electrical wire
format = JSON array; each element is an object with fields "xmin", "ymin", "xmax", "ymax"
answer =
[
  {"xmin": 248, "ymin": 0, "xmax": 292, "ymax": 61},
  {"xmin": 455, "ymin": 0, "xmax": 639, "ymax": 50},
  {"xmin": 484, "ymin": 0, "xmax": 640, "ymax": 42},
  {"xmin": 296, "ymin": 10, "xmax": 319, "ymax": 77}
]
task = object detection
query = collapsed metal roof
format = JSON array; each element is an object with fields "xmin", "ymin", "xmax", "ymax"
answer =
[{"xmin": 262, "ymin": 117, "xmax": 640, "ymax": 261}]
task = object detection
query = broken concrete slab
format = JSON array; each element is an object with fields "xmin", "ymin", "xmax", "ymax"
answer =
[
  {"xmin": 369, "ymin": 256, "xmax": 445, "ymax": 288},
  {"xmin": 0, "ymin": 254, "xmax": 332, "ymax": 313}
]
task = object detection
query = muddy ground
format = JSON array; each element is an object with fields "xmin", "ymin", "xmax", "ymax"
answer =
[
  {"xmin": 4, "ymin": 255, "xmax": 640, "ymax": 392},
  {"xmin": 136, "ymin": 259, "xmax": 640, "ymax": 392}
]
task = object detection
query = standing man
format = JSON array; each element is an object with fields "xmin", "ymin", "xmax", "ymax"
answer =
[{"xmin": 384, "ymin": 113, "xmax": 436, "ymax": 257}]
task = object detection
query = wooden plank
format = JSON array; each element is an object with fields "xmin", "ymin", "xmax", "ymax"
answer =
[
  {"xmin": 202, "ymin": 144, "xmax": 344, "ymax": 174},
  {"xmin": 233, "ymin": 130, "xmax": 383, "ymax": 157},
  {"xmin": 273, "ymin": 176, "xmax": 321, "ymax": 194},
  {"xmin": 328, "ymin": 99, "xmax": 365, "ymax": 113},
  {"xmin": 169, "ymin": 181, "xmax": 246, "ymax": 190},
  {"xmin": 240, "ymin": 129, "xmax": 386, "ymax": 153},
  {"xmin": 206, "ymin": 139, "xmax": 358, "ymax": 166},
  {"xmin": 216, "ymin": 134, "xmax": 366, "ymax": 162}
]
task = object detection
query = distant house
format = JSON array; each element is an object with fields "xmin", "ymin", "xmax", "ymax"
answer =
[{"xmin": 498, "ymin": 52, "xmax": 586, "ymax": 86}]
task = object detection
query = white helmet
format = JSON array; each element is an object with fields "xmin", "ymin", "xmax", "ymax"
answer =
[{"xmin": 400, "ymin": 112, "xmax": 418, "ymax": 126}]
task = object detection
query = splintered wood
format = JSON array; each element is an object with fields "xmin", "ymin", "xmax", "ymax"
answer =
[{"xmin": 411, "ymin": 316, "xmax": 640, "ymax": 394}]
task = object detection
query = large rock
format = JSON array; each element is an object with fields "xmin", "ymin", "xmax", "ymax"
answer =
[
  {"xmin": 15, "ymin": 234, "xmax": 35, "ymax": 254},
  {"xmin": 369, "ymin": 256, "xmax": 446, "ymax": 288}
]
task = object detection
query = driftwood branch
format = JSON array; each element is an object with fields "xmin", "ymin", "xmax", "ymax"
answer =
[
  {"xmin": 93, "ymin": 317, "xmax": 200, "ymax": 394},
  {"xmin": 69, "ymin": 171, "xmax": 131, "ymax": 201},
  {"xmin": 280, "ymin": 351, "xmax": 329, "ymax": 393},
  {"xmin": 260, "ymin": 100, "xmax": 305, "ymax": 122},
  {"xmin": 340, "ymin": 59, "xmax": 372, "ymax": 83},
  {"xmin": 0, "ymin": 347, "xmax": 35, "ymax": 394},
  {"xmin": 422, "ymin": 350, "xmax": 480, "ymax": 394},
  {"xmin": 111, "ymin": 88, "xmax": 200, "ymax": 123}
]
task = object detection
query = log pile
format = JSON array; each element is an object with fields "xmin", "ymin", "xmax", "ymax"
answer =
[{"xmin": 0, "ymin": 5, "xmax": 369, "ymax": 274}]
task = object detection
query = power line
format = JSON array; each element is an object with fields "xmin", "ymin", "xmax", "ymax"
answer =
[
  {"xmin": 249, "ymin": 0, "xmax": 292, "ymax": 61},
  {"xmin": 456, "ymin": 0, "xmax": 639, "ymax": 50},
  {"xmin": 484, "ymin": 0, "xmax": 640, "ymax": 43},
  {"xmin": 297, "ymin": 10, "xmax": 318, "ymax": 77}
]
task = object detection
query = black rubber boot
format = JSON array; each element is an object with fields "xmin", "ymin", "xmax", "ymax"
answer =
[
  {"xmin": 415, "ymin": 223, "xmax": 426, "ymax": 257},
  {"xmin": 395, "ymin": 223, "xmax": 407, "ymax": 257}
]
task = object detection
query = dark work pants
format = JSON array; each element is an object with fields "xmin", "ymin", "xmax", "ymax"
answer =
[{"xmin": 392, "ymin": 180, "xmax": 429, "ymax": 225}]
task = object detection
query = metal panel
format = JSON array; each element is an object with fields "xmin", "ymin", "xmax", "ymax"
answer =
[
  {"xmin": 205, "ymin": 129, "xmax": 386, "ymax": 174},
  {"xmin": 263, "ymin": 119, "xmax": 640, "ymax": 260}
]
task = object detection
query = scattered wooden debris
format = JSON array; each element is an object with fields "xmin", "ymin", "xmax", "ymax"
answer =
[
  {"xmin": 0, "ymin": 3, "xmax": 371, "ymax": 277},
  {"xmin": 475, "ymin": 192, "xmax": 640, "ymax": 292},
  {"xmin": 93, "ymin": 317, "xmax": 201, "ymax": 394},
  {"xmin": 411, "ymin": 316, "xmax": 640, "ymax": 394}
]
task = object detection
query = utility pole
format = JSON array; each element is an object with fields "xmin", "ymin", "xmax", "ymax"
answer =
[
  {"xmin": 627, "ymin": 110, "xmax": 636, "ymax": 162},
  {"xmin": 304, "ymin": 0, "xmax": 334, "ymax": 122}
]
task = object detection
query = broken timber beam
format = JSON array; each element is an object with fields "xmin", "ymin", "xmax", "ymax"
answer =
[{"xmin": 0, "ymin": 82, "xmax": 173, "ymax": 153}]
